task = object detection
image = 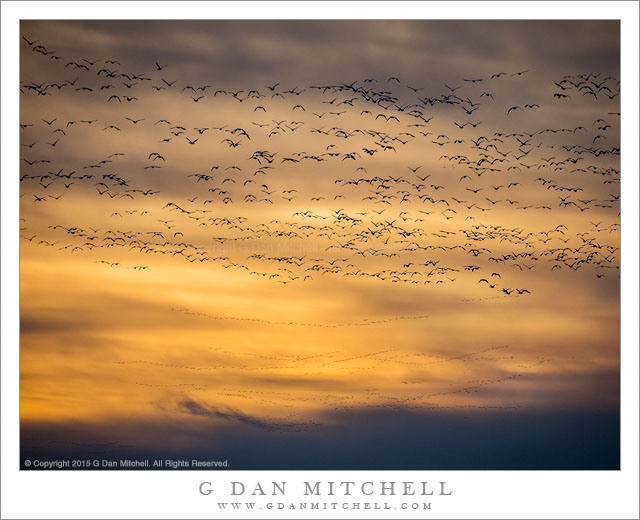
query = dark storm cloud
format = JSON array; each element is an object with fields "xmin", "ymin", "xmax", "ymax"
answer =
[
  {"xmin": 20, "ymin": 316, "xmax": 85, "ymax": 335},
  {"xmin": 179, "ymin": 398, "xmax": 275, "ymax": 430},
  {"xmin": 21, "ymin": 404, "xmax": 619, "ymax": 470}
]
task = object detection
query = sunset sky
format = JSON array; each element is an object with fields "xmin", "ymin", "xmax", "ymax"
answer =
[{"xmin": 18, "ymin": 20, "xmax": 621, "ymax": 469}]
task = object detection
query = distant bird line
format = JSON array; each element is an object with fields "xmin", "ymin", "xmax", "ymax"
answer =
[{"xmin": 171, "ymin": 307, "xmax": 430, "ymax": 328}]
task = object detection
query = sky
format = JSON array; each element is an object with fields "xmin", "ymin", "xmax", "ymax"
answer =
[{"xmin": 18, "ymin": 20, "xmax": 620, "ymax": 469}]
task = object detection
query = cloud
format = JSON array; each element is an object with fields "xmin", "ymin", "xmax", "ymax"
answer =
[
  {"xmin": 179, "ymin": 397, "xmax": 275, "ymax": 430},
  {"xmin": 21, "ymin": 404, "xmax": 619, "ymax": 470}
]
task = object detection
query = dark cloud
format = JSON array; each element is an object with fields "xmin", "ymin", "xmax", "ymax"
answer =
[
  {"xmin": 22, "ymin": 20, "xmax": 619, "ymax": 87},
  {"xmin": 179, "ymin": 398, "xmax": 274, "ymax": 430},
  {"xmin": 21, "ymin": 404, "xmax": 619, "ymax": 470}
]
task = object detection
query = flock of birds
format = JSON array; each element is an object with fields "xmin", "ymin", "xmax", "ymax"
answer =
[
  {"xmin": 20, "ymin": 34, "xmax": 620, "ymax": 296},
  {"xmin": 20, "ymin": 32, "xmax": 620, "ymax": 437}
]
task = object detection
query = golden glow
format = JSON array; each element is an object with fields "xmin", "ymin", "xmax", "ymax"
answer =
[{"xmin": 19, "ymin": 21, "xmax": 619, "ymax": 445}]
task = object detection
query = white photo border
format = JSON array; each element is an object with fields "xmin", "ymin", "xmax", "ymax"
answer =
[{"xmin": 2, "ymin": 2, "xmax": 638, "ymax": 519}]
